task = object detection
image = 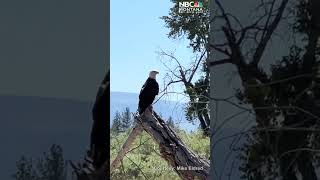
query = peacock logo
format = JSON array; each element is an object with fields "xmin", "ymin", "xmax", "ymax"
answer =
[{"xmin": 193, "ymin": 1, "xmax": 203, "ymax": 7}]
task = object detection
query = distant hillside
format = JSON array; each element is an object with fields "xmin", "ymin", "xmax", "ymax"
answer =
[
  {"xmin": 0, "ymin": 95, "xmax": 93, "ymax": 180},
  {"xmin": 110, "ymin": 92, "xmax": 198, "ymax": 131}
]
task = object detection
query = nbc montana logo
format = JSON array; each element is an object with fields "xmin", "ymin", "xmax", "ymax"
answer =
[{"xmin": 178, "ymin": 1, "xmax": 205, "ymax": 13}]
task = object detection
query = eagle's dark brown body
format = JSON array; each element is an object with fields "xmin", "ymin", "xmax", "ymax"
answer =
[{"xmin": 138, "ymin": 77, "xmax": 159, "ymax": 115}]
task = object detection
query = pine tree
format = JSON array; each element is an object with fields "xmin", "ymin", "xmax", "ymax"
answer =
[
  {"xmin": 111, "ymin": 111, "xmax": 122, "ymax": 134},
  {"xmin": 12, "ymin": 156, "xmax": 37, "ymax": 180},
  {"xmin": 121, "ymin": 107, "xmax": 132, "ymax": 130},
  {"xmin": 37, "ymin": 144, "xmax": 66, "ymax": 180},
  {"xmin": 13, "ymin": 144, "xmax": 67, "ymax": 180}
]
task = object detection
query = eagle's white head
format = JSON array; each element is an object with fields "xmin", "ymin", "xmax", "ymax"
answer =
[{"xmin": 149, "ymin": 70, "xmax": 159, "ymax": 79}]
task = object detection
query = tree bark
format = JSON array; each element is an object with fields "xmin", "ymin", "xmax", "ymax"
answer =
[
  {"xmin": 136, "ymin": 109, "xmax": 210, "ymax": 180},
  {"xmin": 73, "ymin": 108, "xmax": 210, "ymax": 180}
]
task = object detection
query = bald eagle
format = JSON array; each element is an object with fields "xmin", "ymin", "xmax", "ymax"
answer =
[{"xmin": 138, "ymin": 71, "xmax": 159, "ymax": 115}]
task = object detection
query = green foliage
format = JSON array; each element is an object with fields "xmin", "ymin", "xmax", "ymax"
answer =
[
  {"xmin": 239, "ymin": 133, "xmax": 279, "ymax": 180},
  {"xmin": 110, "ymin": 129, "xmax": 209, "ymax": 180},
  {"xmin": 294, "ymin": 0, "xmax": 312, "ymax": 33},
  {"xmin": 121, "ymin": 107, "xmax": 132, "ymax": 130},
  {"xmin": 161, "ymin": 0, "xmax": 209, "ymax": 52},
  {"xmin": 179, "ymin": 130, "xmax": 210, "ymax": 159},
  {"xmin": 37, "ymin": 144, "xmax": 66, "ymax": 180},
  {"xmin": 13, "ymin": 156, "xmax": 37, "ymax": 180},
  {"xmin": 111, "ymin": 111, "xmax": 123, "ymax": 134},
  {"xmin": 111, "ymin": 107, "xmax": 133, "ymax": 134},
  {"xmin": 239, "ymin": 24, "xmax": 320, "ymax": 180},
  {"xmin": 161, "ymin": 1, "xmax": 211, "ymax": 132},
  {"xmin": 238, "ymin": 46, "xmax": 312, "ymax": 179},
  {"xmin": 13, "ymin": 144, "xmax": 67, "ymax": 180},
  {"xmin": 185, "ymin": 70, "xmax": 210, "ymax": 123}
]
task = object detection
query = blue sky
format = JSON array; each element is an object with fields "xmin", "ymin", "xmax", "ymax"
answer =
[{"xmin": 111, "ymin": 0, "xmax": 197, "ymax": 101}]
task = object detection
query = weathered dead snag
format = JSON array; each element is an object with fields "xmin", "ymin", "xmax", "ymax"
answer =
[
  {"xmin": 135, "ymin": 109, "xmax": 210, "ymax": 180},
  {"xmin": 73, "ymin": 109, "xmax": 209, "ymax": 180}
]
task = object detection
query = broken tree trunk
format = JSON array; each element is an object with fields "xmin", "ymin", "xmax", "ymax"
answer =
[
  {"xmin": 132, "ymin": 109, "xmax": 210, "ymax": 180},
  {"xmin": 73, "ymin": 108, "xmax": 210, "ymax": 180}
]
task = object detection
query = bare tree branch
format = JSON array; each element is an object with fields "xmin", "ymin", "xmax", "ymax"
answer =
[
  {"xmin": 251, "ymin": 0, "xmax": 289, "ymax": 66},
  {"xmin": 110, "ymin": 124, "xmax": 144, "ymax": 171},
  {"xmin": 208, "ymin": 58, "xmax": 232, "ymax": 67},
  {"xmin": 188, "ymin": 50, "xmax": 206, "ymax": 83}
]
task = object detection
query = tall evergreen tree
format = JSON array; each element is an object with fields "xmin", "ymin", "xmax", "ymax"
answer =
[
  {"xmin": 13, "ymin": 144, "xmax": 67, "ymax": 180},
  {"xmin": 111, "ymin": 111, "xmax": 122, "ymax": 134},
  {"xmin": 121, "ymin": 107, "xmax": 132, "ymax": 130},
  {"xmin": 37, "ymin": 144, "xmax": 66, "ymax": 180},
  {"xmin": 13, "ymin": 156, "xmax": 37, "ymax": 180}
]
